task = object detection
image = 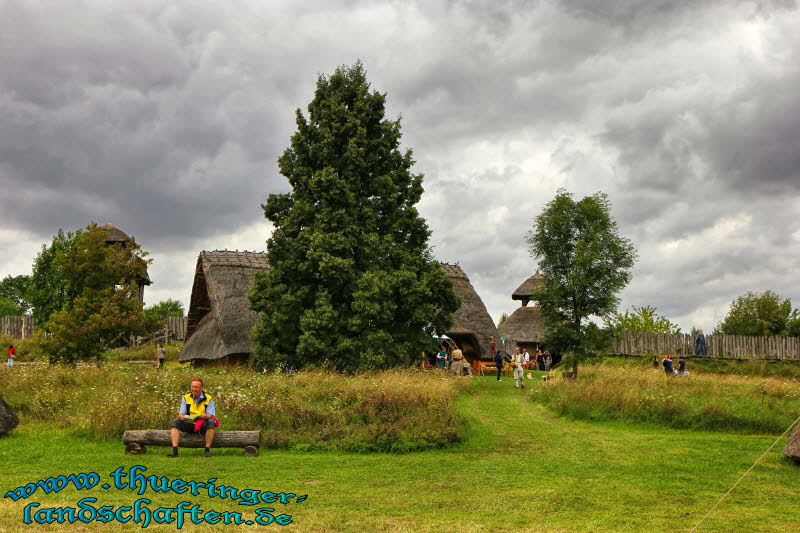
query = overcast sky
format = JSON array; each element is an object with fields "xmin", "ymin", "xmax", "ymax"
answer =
[{"xmin": 1, "ymin": 0, "xmax": 798, "ymax": 332}]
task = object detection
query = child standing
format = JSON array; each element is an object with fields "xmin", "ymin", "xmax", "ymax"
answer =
[{"xmin": 7, "ymin": 344, "xmax": 15, "ymax": 366}]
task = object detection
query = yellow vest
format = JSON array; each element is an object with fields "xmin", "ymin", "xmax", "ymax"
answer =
[{"xmin": 183, "ymin": 392, "xmax": 213, "ymax": 418}]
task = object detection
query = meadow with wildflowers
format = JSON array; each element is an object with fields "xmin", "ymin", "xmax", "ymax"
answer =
[
  {"xmin": 531, "ymin": 362, "xmax": 800, "ymax": 434},
  {"xmin": 1, "ymin": 367, "xmax": 799, "ymax": 532},
  {"xmin": 0, "ymin": 365, "xmax": 469, "ymax": 452}
]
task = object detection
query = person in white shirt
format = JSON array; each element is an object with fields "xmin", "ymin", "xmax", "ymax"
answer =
[{"xmin": 511, "ymin": 348, "xmax": 525, "ymax": 388}]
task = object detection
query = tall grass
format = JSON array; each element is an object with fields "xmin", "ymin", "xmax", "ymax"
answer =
[
  {"xmin": 0, "ymin": 334, "xmax": 40, "ymax": 361},
  {"xmin": 532, "ymin": 364, "xmax": 800, "ymax": 434},
  {"xmin": 0, "ymin": 365, "xmax": 469, "ymax": 452},
  {"xmin": 101, "ymin": 341, "xmax": 183, "ymax": 362}
]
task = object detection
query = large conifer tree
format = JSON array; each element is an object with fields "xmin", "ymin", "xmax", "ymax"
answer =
[{"xmin": 250, "ymin": 63, "xmax": 459, "ymax": 371}]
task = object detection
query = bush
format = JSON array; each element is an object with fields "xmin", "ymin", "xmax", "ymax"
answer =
[
  {"xmin": 0, "ymin": 365, "xmax": 470, "ymax": 453},
  {"xmin": 531, "ymin": 363, "xmax": 800, "ymax": 434}
]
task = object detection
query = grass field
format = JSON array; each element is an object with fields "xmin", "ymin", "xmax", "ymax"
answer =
[{"xmin": 1, "ymin": 371, "xmax": 799, "ymax": 532}]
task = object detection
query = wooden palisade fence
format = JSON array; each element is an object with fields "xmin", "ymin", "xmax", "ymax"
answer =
[
  {"xmin": 1, "ymin": 316, "xmax": 188, "ymax": 342},
  {"xmin": 0, "ymin": 316, "xmax": 36, "ymax": 339},
  {"xmin": 164, "ymin": 316, "xmax": 188, "ymax": 342},
  {"xmin": 614, "ymin": 332, "xmax": 800, "ymax": 360}
]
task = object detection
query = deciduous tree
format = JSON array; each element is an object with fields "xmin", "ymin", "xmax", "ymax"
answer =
[
  {"xmin": 144, "ymin": 299, "xmax": 185, "ymax": 331},
  {"xmin": 606, "ymin": 305, "xmax": 681, "ymax": 334},
  {"xmin": 715, "ymin": 290, "xmax": 798, "ymax": 337},
  {"xmin": 527, "ymin": 189, "xmax": 636, "ymax": 376},
  {"xmin": 0, "ymin": 297, "xmax": 21, "ymax": 316},
  {"xmin": 0, "ymin": 275, "xmax": 31, "ymax": 315},
  {"xmin": 27, "ymin": 228, "xmax": 82, "ymax": 324},
  {"xmin": 36, "ymin": 224, "xmax": 151, "ymax": 364},
  {"xmin": 250, "ymin": 62, "xmax": 459, "ymax": 371}
]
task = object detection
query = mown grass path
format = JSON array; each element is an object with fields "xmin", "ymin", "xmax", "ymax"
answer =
[{"xmin": 1, "ymin": 376, "xmax": 799, "ymax": 532}]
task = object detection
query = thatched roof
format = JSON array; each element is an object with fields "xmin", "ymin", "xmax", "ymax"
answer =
[
  {"xmin": 180, "ymin": 251, "xmax": 270, "ymax": 363},
  {"xmin": 512, "ymin": 273, "xmax": 544, "ymax": 305},
  {"xmin": 99, "ymin": 223, "xmax": 130, "ymax": 243},
  {"xmin": 98, "ymin": 223, "xmax": 150, "ymax": 286},
  {"xmin": 180, "ymin": 255, "xmax": 496, "ymax": 363},
  {"xmin": 440, "ymin": 263, "xmax": 498, "ymax": 360},
  {"xmin": 497, "ymin": 306, "xmax": 546, "ymax": 343}
]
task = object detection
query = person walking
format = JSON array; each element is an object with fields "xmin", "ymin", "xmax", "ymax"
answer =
[
  {"xmin": 6, "ymin": 344, "xmax": 15, "ymax": 367},
  {"xmin": 511, "ymin": 348, "xmax": 525, "ymax": 388},
  {"xmin": 157, "ymin": 343, "xmax": 166, "ymax": 369},
  {"xmin": 494, "ymin": 350, "xmax": 504, "ymax": 381}
]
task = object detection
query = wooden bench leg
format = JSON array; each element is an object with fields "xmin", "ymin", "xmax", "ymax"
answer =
[
  {"xmin": 126, "ymin": 442, "xmax": 146, "ymax": 455},
  {"xmin": 243, "ymin": 446, "xmax": 259, "ymax": 456}
]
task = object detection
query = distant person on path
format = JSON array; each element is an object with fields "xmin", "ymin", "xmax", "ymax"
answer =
[
  {"xmin": 522, "ymin": 349, "xmax": 530, "ymax": 369},
  {"xmin": 157, "ymin": 343, "xmax": 166, "ymax": 369},
  {"xmin": 662, "ymin": 355, "xmax": 673, "ymax": 376},
  {"xmin": 490, "ymin": 336, "xmax": 496, "ymax": 358},
  {"xmin": 494, "ymin": 350, "xmax": 504, "ymax": 381},
  {"xmin": 695, "ymin": 331, "xmax": 706, "ymax": 356},
  {"xmin": 168, "ymin": 379, "xmax": 218, "ymax": 458},
  {"xmin": 511, "ymin": 348, "xmax": 525, "ymax": 388},
  {"xmin": 652, "ymin": 356, "xmax": 659, "ymax": 369},
  {"xmin": 6, "ymin": 345, "xmax": 14, "ymax": 367}
]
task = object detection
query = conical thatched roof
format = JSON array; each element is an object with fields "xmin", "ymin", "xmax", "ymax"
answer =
[
  {"xmin": 99, "ymin": 223, "xmax": 130, "ymax": 243},
  {"xmin": 512, "ymin": 272, "xmax": 544, "ymax": 305},
  {"xmin": 498, "ymin": 306, "xmax": 546, "ymax": 343},
  {"xmin": 440, "ymin": 263, "xmax": 498, "ymax": 360},
  {"xmin": 98, "ymin": 223, "xmax": 151, "ymax": 288},
  {"xmin": 180, "ymin": 251, "xmax": 270, "ymax": 364}
]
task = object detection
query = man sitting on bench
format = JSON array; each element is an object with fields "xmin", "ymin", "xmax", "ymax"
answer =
[{"xmin": 167, "ymin": 378, "xmax": 218, "ymax": 458}]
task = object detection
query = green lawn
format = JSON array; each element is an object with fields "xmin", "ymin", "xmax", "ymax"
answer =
[{"xmin": 2, "ymin": 375, "xmax": 799, "ymax": 532}]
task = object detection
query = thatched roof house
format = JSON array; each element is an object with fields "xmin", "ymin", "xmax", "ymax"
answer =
[
  {"xmin": 498, "ymin": 307, "xmax": 546, "ymax": 345},
  {"xmin": 179, "ymin": 251, "xmax": 270, "ymax": 366},
  {"xmin": 179, "ymin": 254, "xmax": 497, "ymax": 365},
  {"xmin": 99, "ymin": 223, "xmax": 151, "ymax": 302},
  {"xmin": 512, "ymin": 272, "xmax": 543, "ymax": 307},
  {"xmin": 440, "ymin": 263, "xmax": 498, "ymax": 361},
  {"xmin": 500, "ymin": 273, "xmax": 548, "ymax": 351}
]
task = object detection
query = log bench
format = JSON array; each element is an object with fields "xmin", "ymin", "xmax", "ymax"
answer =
[
  {"xmin": 123, "ymin": 430, "xmax": 260, "ymax": 456},
  {"xmin": 127, "ymin": 360, "xmax": 157, "ymax": 365}
]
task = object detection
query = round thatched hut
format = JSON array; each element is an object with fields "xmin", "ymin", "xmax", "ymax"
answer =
[
  {"xmin": 179, "ymin": 251, "xmax": 270, "ymax": 366},
  {"xmin": 511, "ymin": 272, "xmax": 544, "ymax": 307},
  {"xmin": 499, "ymin": 273, "xmax": 547, "ymax": 353},
  {"xmin": 439, "ymin": 263, "xmax": 499, "ymax": 362}
]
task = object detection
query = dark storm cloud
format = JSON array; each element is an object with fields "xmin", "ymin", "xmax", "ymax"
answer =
[
  {"xmin": 0, "ymin": 0, "xmax": 798, "ymax": 330},
  {"xmin": 0, "ymin": 1, "xmax": 295, "ymax": 246}
]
